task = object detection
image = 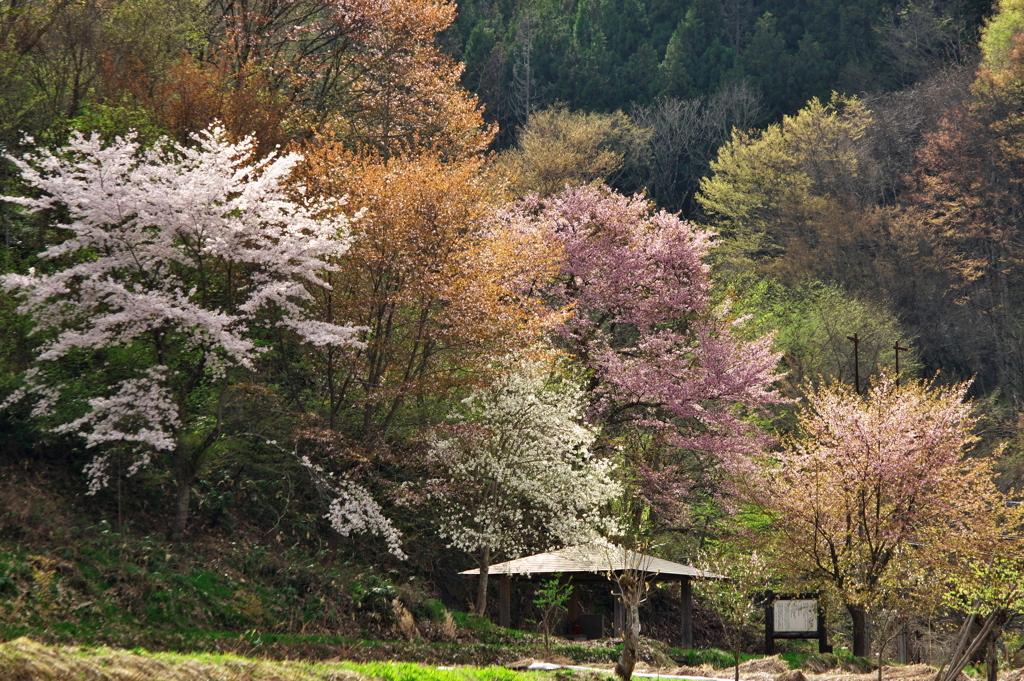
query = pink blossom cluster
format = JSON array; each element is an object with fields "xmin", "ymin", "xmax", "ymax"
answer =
[
  {"xmin": 761, "ymin": 376, "xmax": 1001, "ymax": 618},
  {"xmin": 781, "ymin": 376, "xmax": 981, "ymax": 545},
  {"xmin": 508, "ymin": 185, "xmax": 784, "ymax": 519}
]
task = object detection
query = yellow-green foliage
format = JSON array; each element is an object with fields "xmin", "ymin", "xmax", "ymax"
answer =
[
  {"xmin": 697, "ymin": 94, "xmax": 873, "ymax": 284},
  {"xmin": 342, "ymin": 661, "xmax": 534, "ymax": 681},
  {"xmin": 733, "ymin": 280, "xmax": 920, "ymax": 398},
  {"xmin": 980, "ymin": 0, "xmax": 1024, "ymax": 74},
  {"xmin": 698, "ymin": 93, "xmax": 870, "ymax": 237},
  {"xmin": 499, "ymin": 106, "xmax": 649, "ymax": 197}
]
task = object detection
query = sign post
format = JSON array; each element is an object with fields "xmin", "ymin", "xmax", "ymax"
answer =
[{"xmin": 765, "ymin": 592, "xmax": 831, "ymax": 654}]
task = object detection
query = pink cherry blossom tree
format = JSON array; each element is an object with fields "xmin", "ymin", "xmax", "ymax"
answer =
[
  {"xmin": 511, "ymin": 185, "xmax": 783, "ymax": 521},
  {"xmin": 507, "ymin": 185, "xmax": 783, "ymax": 680},
  {"xmin": 760, "ymin": 376, "xmax": 1006, "ymax": 659},
  {"xmin": 1, "ymin": 126, "xmax": 362, "ymax": 536}
]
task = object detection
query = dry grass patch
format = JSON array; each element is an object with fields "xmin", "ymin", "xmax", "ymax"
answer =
[
  {"xmin": 0, "ymin": 637, "xmax": 557, "ymax": 681},
  {"xmin": 0, "ymin": 636, "xmax": 371, "ymax": 680}
]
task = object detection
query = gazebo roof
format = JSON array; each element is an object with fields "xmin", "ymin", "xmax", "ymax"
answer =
[{"xmin": 459, "ymin": 542, "xmax": 723, "ymax": 581}]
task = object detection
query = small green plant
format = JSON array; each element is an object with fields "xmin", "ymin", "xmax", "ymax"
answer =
[
  {"xmin": 553, "ymin": 642, "xmax": 611, "ymax": 664},
  {"xmin": 350, "ymin": 573, "xmax": 398, "ymax": 613},
  {"xmin": 668, "ymin": 647, "xmax": 759, "ymax": 669},
  {"xmin": 533, "ymin": 574, "xmax": 573, "ymax": 658},
  {"xmin": 695, "ymin": 549, "xmax": 775, "ymax": 681}
]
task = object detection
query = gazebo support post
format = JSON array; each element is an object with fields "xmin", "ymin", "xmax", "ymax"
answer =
[
  {"xmin": 681, "ymin": 577, "xmax": 693, "ymax": 649},
  {"xmin": 613, "ymin": 592, "xmax": 624, "ymax": 638},
  {"xmin": 567, "ymin": 581, "xmax": 579, "ymax": 631},
  {"xmin": 499, "ymin": 575, "xmax": 511, "ymax": 628}
]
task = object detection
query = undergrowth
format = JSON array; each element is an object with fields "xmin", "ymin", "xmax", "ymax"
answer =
[
  {"xmin": 0, "ymin": 519, "xmax": 638, "ymax": 665},
  {"xmin": 665, "ymin": 646, "xmax": 877, "ymax": 674},
  {"xmin": 668, "ymin": 648, "xmax": 763, "ymax": 668},
  {"xmin": 0, "ymin": 522, "xmax": 384, "ymax": 644},
  {"xmin": 778, "ymin": 650, "xmax": 875, "ymax": 673}
]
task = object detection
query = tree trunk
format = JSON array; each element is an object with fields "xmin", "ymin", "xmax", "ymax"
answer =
[
  {"xmin": 941, "ymin": 610, "xmax": 1001, "ymax": 681},
  {"xmin": 982, "ymin": 611, "xmax": 1008, "ymax": 681},
  {"xmin": 986, "ymin": 634, "xmax": 998, "ymax": 681},
  {"xmin": 848, "ymin": 604, "xmax": 871, "ymax": 659},
  {"xmin": 327, "ymin": 527, "xmax": 340, "ymax": 565},
  {"xmin": 476, "ymin": 546, "xmax": 491, "ymax": 617},
  {"xmin": 615, "ymin": 571, "xmax": 642, "ymax": 681},
  {"xmin": 171, "ymin": 475, "xmax": 192, "ymax": 537}
]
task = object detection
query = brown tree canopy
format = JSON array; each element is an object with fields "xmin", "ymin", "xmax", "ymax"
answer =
[
  {"xmin": 898, "ymin": 33, "xmax": 1024, "ymax": 397},
  {"xmin": 291, "ymin": 145, "xmax": 564, "ymax": 441}
]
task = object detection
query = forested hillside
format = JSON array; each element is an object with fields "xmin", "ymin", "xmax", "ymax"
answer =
[
  {"xmin": 2, "ymin": 0, "xmax": 1024, "ymax": 676},
  {"xmin": 448, "ymin": 0, "xmax": 991, "ymax": 138}
]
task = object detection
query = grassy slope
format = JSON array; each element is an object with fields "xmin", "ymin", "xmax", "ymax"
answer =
[
  {"xmin": 0, "ymin": 466, "xmax": 876, "ymax": 675},
  {"xmin": 0, "ymin": 510, "xmax": 651, "ymax": 666},
  {"xmin": 0, "ymin": 637, "xmax": 569, "ymax": 681},
  {"xmin": 0, "ymin": 470, "xmax": 679, "ymax": 667}
]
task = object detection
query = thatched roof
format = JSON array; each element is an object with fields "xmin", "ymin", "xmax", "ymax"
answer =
[{"xmin": 458, "ymin": 542, "xmax": 723, "ymax": 581}]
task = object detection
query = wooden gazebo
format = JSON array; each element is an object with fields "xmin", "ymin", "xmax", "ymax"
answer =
[{"xmin": 460, "ymin": 542, "xmax": 722, "ymax": 648}]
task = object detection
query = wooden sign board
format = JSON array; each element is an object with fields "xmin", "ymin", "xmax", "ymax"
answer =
[
  {"xmin": 774, "ymin": 599, "xmax": 817, "ymax": 633},
  {"xmin": 765, "ymin": 592, "xmax": 831, "ymax": 655}
]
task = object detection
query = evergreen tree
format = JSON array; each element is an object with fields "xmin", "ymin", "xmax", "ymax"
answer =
[{"xmin": 742, "ymin": 12, "xmax": 791, "ymax": 114}]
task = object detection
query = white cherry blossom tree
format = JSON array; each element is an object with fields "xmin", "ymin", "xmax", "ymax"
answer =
[
  {"xmin": 428, "ymin": 349, "xmax": 620, "ymax": 614},
  {"xmin": 1, "ymin": 126, "xmax": 362, "ymax": 535}
]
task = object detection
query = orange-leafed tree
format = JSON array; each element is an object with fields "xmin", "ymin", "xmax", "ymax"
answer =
[
  {"xmin": 320, "ymin": 0, "xmax": 496, "ymax": 157},
  {"xmin": 201, "ymin": 0, "xmax": 494, "ymax": 155},
  {"xmin": 292, "ymin": 146, "xmax": 564, "ymax": 442},
  {"xmin": 104, "ymin": 52, "xmax": 292, "ymax": 155},
  {"xmin": 97, "ymin": 0, "xmax": 494, "ymax": 156}
]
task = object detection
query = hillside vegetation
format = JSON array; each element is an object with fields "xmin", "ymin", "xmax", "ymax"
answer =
[{"xmin": 3, "ymin": 0, "xmax": 1024, "ymax": 678}]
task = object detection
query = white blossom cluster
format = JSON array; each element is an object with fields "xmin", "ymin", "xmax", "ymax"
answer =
[
  {"xmin": 1, "ymin": 126, "xmax": 362, "ymax": 488},
  {"xmin": 429, "ymin": 351, "xmax": 621, "ymax": 560},
  {"xmin": 0, "ymin": 367, "xmax": 61, "ymax": 418},
  {"xmin": 299, "ymin": 456, "xmax": 406, "ymax": 559},
  {"xmin": 53, "ymin": 367, "xmax": 180, "ymax": 492}
]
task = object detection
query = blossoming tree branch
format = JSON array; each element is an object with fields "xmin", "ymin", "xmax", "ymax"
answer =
[{"xmin": 1, "ymin": 126, "xmax": 363, "ymax": 536}]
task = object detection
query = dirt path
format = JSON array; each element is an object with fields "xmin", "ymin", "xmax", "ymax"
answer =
[{"xmin": 518, "ymin": 656, "xmax": 977, "ymax": 681}]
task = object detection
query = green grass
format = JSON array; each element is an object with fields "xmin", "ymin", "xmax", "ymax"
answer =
[
  {"xmin": 341, "ymin": 661, "xmax": 542, "ymax": 681},
  {"xmin": 668, "ymin": 648, "xmax": 762, "ymax": 669},
  {"xmin": 778, "ymin": 650, "xmax": 874, "ymax": 673},
  {"xmin": 0, "ymin": 637, "xmax": 591, "ymax": 681}
]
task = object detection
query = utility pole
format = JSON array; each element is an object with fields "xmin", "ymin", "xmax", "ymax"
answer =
[
  {"xmin": 847, "ymin": 333, "xmax": 860, "ymax": 395},
  {"xmin": 894, "ymin": 341, "xmax": 908, "ymax": 387}
]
